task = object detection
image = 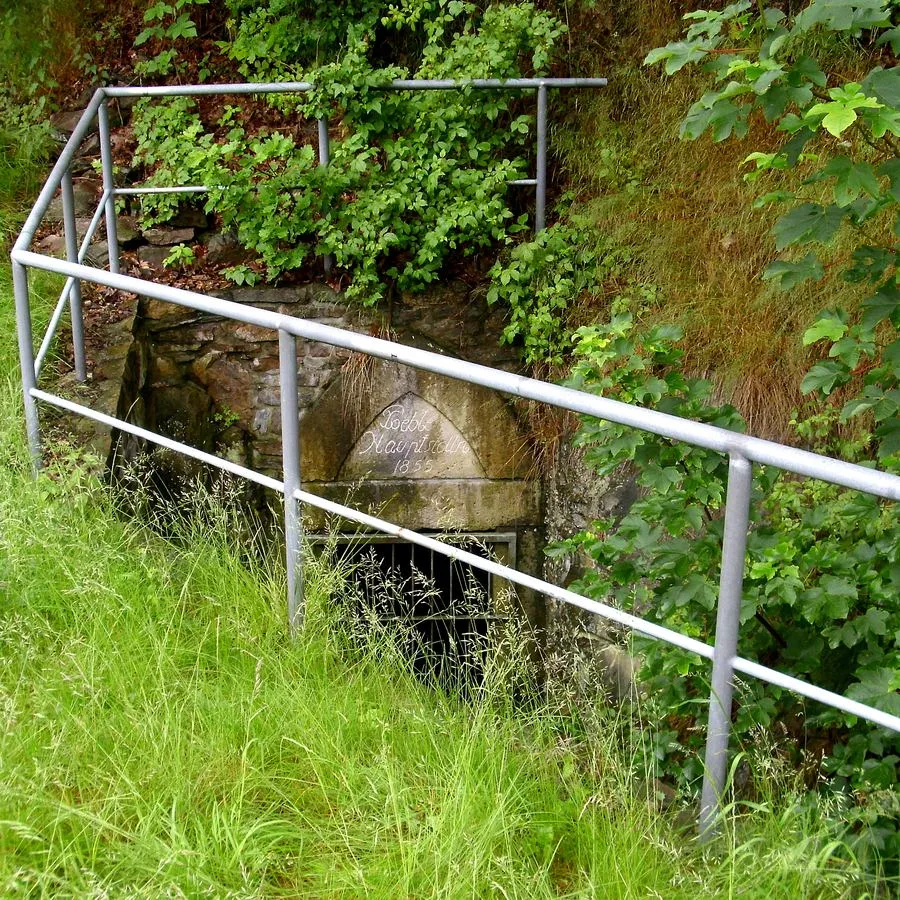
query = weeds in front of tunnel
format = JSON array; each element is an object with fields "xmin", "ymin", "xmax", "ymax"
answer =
[{"xmin": 0, "ymin": 442, "xmax": 884, "ymax": 895}]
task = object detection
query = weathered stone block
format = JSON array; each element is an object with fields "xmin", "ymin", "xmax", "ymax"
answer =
[{"xmin": 143, "ymin": 226, "xmax": 195, "ymax": 246}]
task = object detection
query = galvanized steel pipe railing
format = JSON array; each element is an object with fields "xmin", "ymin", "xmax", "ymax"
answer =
[{"xmin": 10, "ymin": 78, "xmax": 900, "ymax": 846}]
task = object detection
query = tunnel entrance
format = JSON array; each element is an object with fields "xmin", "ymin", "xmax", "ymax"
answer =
[{"xmin": 332, "ymin": 533, "xmax": 515, "ymax": 688}]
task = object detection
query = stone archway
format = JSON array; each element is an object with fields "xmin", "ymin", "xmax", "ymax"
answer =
[{"xmin": 300, "ymin": 360, "xmax": 539, "ymax": 532}]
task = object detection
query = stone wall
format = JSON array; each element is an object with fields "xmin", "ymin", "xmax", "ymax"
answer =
[
  {"xmin": 109, "ymin": 278, "xmax": 547, "ymax": 632},
  {"xmin": 113, "ymin": 279, "xmax": 522, "ymax": 476},
  {"xmin": 542, "ymin": 439, "xmax": 640, "ymax": 700},
  {"xmin": 106, "ymin": 277, "xmax": 634, "ymax": 681}
]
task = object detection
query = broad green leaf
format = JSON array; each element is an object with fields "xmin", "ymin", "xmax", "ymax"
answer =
[
  {"xmin": 762, "ymin": 253, "xmax": 824, "ymax": 290},
  {"xmin": 803, "ymin": 314, "xmax": 847, "ymax": 345},
  {"xmin": 828, "ymin": 335, "xmax": 867, "ymax": 369},
  {"xmin": 144, "ymin": 1, "xmax": 173, "ymax": 22},
  {"xmin": 860, "ymin": 283, "xmax": 900, "ymax": 331},
  {"xmin": 862, "ymin": 105, "xmax": 900, "ymax": 138},
  {"xmin": 801, "ymin": 359, "xmax": 849, "ymax": 395},
  {"xmin": 795, "ymin": 0, "xmax": 891, "ymax": 34},
  {"xmin": 772, "ymin": 203, "xmax": 844, "ymax": 249},
  {"xmin": 845, "ymin": 246, "xmax": 896, "ymax": 284},
  {"xmin": 861, "ymin": 66, "xmax": 900, "ymax": 109},
  {"xmin": 680, "ymin": 102, "xmax": 713, "ymax": 140},
  {"xmin": 782, "ymin": 127, "xmax": 815, "ymax": 166},
  {"xmin": 644, "ymin": 42, "xmax": 708, "ymax": 75},
  {"xmin": 753, "ymin": 68, "xmax": 784, "ymax": 94},
  {"xmin": 846, "ymin": 667, "xmax": 900, "ymax": 716},
  {"xmin": 791, "ymin": 56, "xmax": 828, "ymax": 88},
  {"xmin": 708, "ymin": 99, "xmax": 745, "ymax": 141},
  {"xmin": 885, "ymin": 340, "xmax": 900, "ymax": 376},
  {"xmin": 818, "ymin": 156, "xmax": 881, "ymax": 206},
  {"xmin": 820, "ymin": 574, "xmax": 857, "ymax": 612},
  {"xmin": 759, "ymin": 84, "xmax": 813, "ymax": 122},
  {"xmin": 875, "ymin": 416, "xmax": 900, "ymax": 457},
  {"xmin": 876, "ymin": 26, "xmax": 900, "ymax": 54},
  {"xmin": 753, "ymin": 190, "xmax": 796, "ymax": 208},
  {"xmin": 819, "ymin": 103, "xmax": 857, "ymax": 136}
]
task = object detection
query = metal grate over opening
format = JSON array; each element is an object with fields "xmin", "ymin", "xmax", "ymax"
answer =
[{"xmin": 328, "ymin": 533, "xmax": 516, "ymax": 684}]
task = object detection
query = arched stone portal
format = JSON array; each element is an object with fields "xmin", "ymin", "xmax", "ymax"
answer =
[
  {"xmin": 301, "ymin": 360, "xmax": 540, "ymax": 531},
  {"xmin": 106, "ymin": 282, "xmax": 547, "ymax": 673},
  {"xmin": 299, "ymin": 359, "xmax": 545, "ymax": 666}
]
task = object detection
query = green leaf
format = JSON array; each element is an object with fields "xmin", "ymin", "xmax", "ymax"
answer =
[
  {"xmin": 709, "ymin": 100, "xmax": 745, "ymax": 142},
  {"xmin": 876, "ymin": 26, "xmax": 900, "ymax": 54},
  {"xmin": 803, "ymin": 314, "xmax": 847, "ymax": 345},
  {"xmin": 763, "ymin": 253, "xmax": 824, "ymax": 290},
  {"xmin": 818, "ymin": 156, "xmax": 881, "ymax": 206},
  {"xmin": 860, "ymin": 283, "xmax": 900, "ymax": 331},
  {"xmin": 801, "ymin": 360, "xmax": 849, "ymax": 395},
  {"xmin": 845, "ymin": 246, "xmax": 896, "ymax": 284},
  {"xmin": 875, "ymin": 416, "xmax": 900, "ymax": 458},
  {"xmin": 782, "ymin": 128, "xmax": 815, "ymax": 166},
  {"xmin": 795, "ymin": 0, "xmax": 891, "ymax": 34},
  {"xmin": 772, "ymin": 203, "xmax": 844, "ymax": 250},
  {"xmin": 144, "ymin": 1, "xmax": 172, "ymax": 22},
  {"xmin": 861, "ymin": 66, "xmax": 900, "ymax": 109},
  {"xmin": 644, "ymin": 42, "xmax": 707, "ymax": 76},
  {"xmin": 846, "ymin": 667, "xmax": 900, "ymax": 716},
  {"xmin": 820, "ymin": 103, "xmax": 858, "ymax": 136},
  {"xmin": 821, "ymin": 574, "xmax": 857, "ymax": 614},
  {"xmin": 753, "ymin": 68, "xmax": 784, "ymax": 94},
  {"xmin": 753, "ymin": 190, "xmax": 796, "ymax": 208},
  {"xmin": 791, "ymin": 56, "xmax": 828, "ymax": 88},
  {"xmin": 134, "ymin": 26, "xmax": 159, "ymax": 47}
]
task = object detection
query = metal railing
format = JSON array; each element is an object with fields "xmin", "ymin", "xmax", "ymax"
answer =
[{"xmin": 11, "ymin": 84, "xmax": 900, "ymax": 843}]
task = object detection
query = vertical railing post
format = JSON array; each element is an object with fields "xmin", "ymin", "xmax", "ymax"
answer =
[
  {"xmin": 279, "ymin": 328, "xmax": 303, "ymax": 632},
  {"xmin": 699, "ymin": 454, "xmax": 753, "ymax": 840},
  {"xmin": 317, "ymin": 117, "xmax": 334, "ymax": 275},
  {"xmin": 535, "ymin": 82, "xmax": 548, "ymax": 233},
  {"xmin": 97, "ymin": 96, "xmax": 120, "ymax": 275},
  {"xmin": 61, "ymin": 170, "xmax": 87, "ymax": 381},
  {"xmin": 12, "ymin": 259, "xmax": 42, "ymax": 472}
]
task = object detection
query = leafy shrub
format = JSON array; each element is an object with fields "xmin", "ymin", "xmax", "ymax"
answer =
[
  {"xmin": 134, "ymin": 0, "xmax": 211, "ymax": 79},
  {"xmin": 131, "ymin": 1, "xmax": 565, "ymax": 304},
  {"xmin": 549, "ymin": 311, "xmax": 899, "ymax": 867},
  {"xmin": 486, "ymin": 223, "xmax": 633, "ymax": 365},
  {"xmin": 223, "ymin": 0, "xmax": 386, "ymax": 80},
  {"xmin": 634, "ymin": 5, "xmax": 899, "ymax": 843}
]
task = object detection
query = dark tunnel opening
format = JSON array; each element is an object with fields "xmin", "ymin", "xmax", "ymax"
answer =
[{"xmin": 335, "ymin": 536, "xmax": 512, "ymax": 689}]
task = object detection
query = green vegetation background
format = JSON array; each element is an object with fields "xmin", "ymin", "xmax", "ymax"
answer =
[{"xmin": 0, "ymin": 0, "xmax": 896, "ymax": 895}]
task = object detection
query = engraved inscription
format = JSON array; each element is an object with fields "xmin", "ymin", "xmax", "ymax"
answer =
[{"xmin": 339, "ymin": 393, "xmax": 483, "ymax": 479}]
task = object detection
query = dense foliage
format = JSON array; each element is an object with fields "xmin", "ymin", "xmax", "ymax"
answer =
[
  {"xmin": 547, "ymin": 0, "xmax": 898, "ymax": 869},
  {"xmin": 131, "ymin": 0, "xmax": 563, "ymax": 304}
]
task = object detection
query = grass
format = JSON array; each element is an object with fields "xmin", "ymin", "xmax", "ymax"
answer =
[
  {"xmin": 0, "ymin": 422, "xmax": 879, "ymax": 896},
  {"xmin": 0, "ymin": 7, "xmax": 892, "ymax": 897},
  {"xmin": 0, "ymin": 194, "xmax": 882, "ymax": 900},
  {"xmin": 553, "ymin": 2, "xmax": 879, "ymax": 441}
]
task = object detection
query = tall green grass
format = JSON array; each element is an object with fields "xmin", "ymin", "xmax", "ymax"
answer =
[
  {"xmin": 0, "ymin": 439, "xmax": 877, "ymax": 896},
  {"xmin": 0, "ymin": 257, "xmax": 880, "ymax": 896}
]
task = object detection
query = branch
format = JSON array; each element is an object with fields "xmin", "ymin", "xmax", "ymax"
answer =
[{"xmin": 755, "ymin": 610, "xmax": 788, "ymax": 648}]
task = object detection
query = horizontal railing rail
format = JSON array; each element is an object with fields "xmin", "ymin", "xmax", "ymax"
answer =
[{"xmin": 11, "ymin": 82, "xmax": 899, "ymax": 845}]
